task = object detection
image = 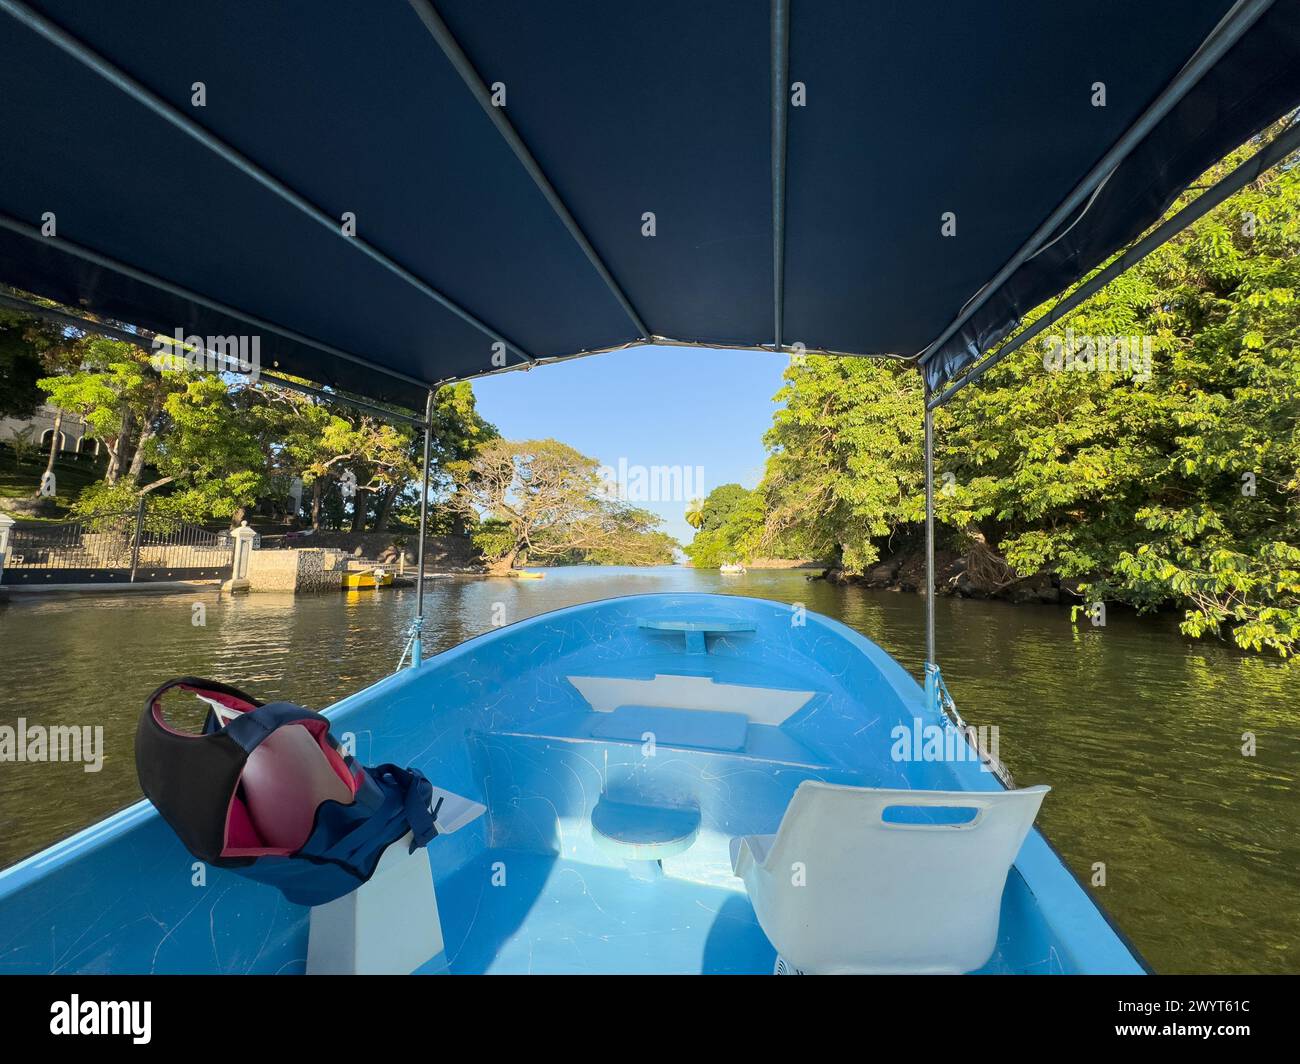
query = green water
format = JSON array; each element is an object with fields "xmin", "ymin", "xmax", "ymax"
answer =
[{"xmin": 0, "ymin": 566, "xmax": 1295, "ymax": 973}]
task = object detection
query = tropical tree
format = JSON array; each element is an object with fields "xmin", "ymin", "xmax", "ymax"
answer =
[
  {"xmin": 744, "ymin": 121, "xmax": 1300, "ymax": 657},
  {"xmin": 448, "ymin": 439, "xmax": 676, "ymax": 574},
  {"xmin": 762, "ymin": 356, "xmax": 925, "ymax": 574},
  {"xmin": 0, "ymin": 306, "xmax": 69, "ymax": 420},
  {"xmin": 684, "ymin": 483, "xmax": 765, "ymax": 567},
  {"xmin": 5, "ymin": 425, "xmax": 36, "ymax": 472},
  {"xmin": 39, "ymin": 336, "xmax": 187, "ymax": 486},
  {"xmin": 684, "ymin": 497, "xmax": 705, "ymax": 530}
]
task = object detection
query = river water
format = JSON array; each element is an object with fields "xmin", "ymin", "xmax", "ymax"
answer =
[{"xmin": 0, "ymin": 566, "xmax": 1295, "ymax": 973}]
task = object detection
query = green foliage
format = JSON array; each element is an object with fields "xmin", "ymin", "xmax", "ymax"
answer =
[
  {"xmin": 4, "ymin": 426, "xmax": 37, "ymax": 471},
  {"xmin": 67, "ymin": 481, "xmax": 137, "ymax": 519},
  {"xmin": 152, "ymin": 375, "xmax": 269, "ymax": 518},
  {"xmin": 0, "ymin": 320, "xmax": 47, "ymax": 420},
  {"xmin": 684, "ymin": 483, "xmax": 765, "ymax": 567},
  {"xmin": 0, "ymin": 307, "xmax": 74, "ymax": 419},
  {"xmin": 450, "ymin": 439, "xmax": 678, "ymax": 572},
  {"xmin": 25, "ymin": 331, "xmax": 494, "ymax": 531},
  {"xmin": 750, "ymin": 125, "xmax": 1300, "ymax": 656},
  {"xmin": 762, "ymin": 357, "xmax": 924, "ymax": 573}
]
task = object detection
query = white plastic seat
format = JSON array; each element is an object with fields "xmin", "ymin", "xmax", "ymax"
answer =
[{"xmin": 731, "ymin": 781, "xmax": 1050, "ymax": 974}]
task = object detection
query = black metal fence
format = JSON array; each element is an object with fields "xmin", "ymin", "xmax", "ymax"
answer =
[{"xmin": 1, "ymin": 504, "xmax": 234, "ymax": 585}]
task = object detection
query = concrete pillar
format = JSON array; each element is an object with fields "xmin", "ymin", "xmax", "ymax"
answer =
[
  {"xmin": 0, "ymin": 512, "xmax": 14, "ymax": 582},
  {"xmin": 223, "ymin": 521, "xmax": 257, "ymax": 593}
]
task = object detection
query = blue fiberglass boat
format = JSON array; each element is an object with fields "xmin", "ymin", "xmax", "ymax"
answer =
[{"xmin": 0, "ymin": 594, "xmax": 1144, "ymax": 974}]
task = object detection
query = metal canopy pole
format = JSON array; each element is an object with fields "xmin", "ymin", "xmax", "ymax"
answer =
[
  {"xmin": 408, "ymin": 388, "xmax": 436, "ymax": 669},
  {"xmin": 405, "ymin": 0, "xmax": 648, "ymax": 342},
  {"xmin": 923, "ymin": 379, "xmax": 938, "ymax": 707},
  {"xmin": 771, "ymin": 0, "xmax": 791, "ymax": 351}
]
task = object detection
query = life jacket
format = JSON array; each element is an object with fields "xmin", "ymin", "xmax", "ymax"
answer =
[{"xmin": 136, "ymin": 677, "xmax": 438, "ymax": 906}]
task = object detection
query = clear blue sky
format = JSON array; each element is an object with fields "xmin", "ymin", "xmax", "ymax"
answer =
[{"xmin": 471, "ymin": 344, "xmax": 789, "ymax": 546}]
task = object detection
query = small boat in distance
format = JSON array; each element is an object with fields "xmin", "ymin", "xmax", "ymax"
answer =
[
  {"xmin": 719, "ymin": 563, "xmax": 746, "ymax": 575},
  {"xmin": 341, "ymin": 567, "xmax": 393, "ymax": 591}
]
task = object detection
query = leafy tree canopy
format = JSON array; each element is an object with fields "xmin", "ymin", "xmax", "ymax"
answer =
[
  {"xmin": 448, "ymin": 438, "xmax": 678, "ymax": 574},
  {"xmin": 683, "ymin": 483, "xmax": 765, "ymax": 568},
  {"xmin": 745, "ymin": 123, "xmax": 1300, "ymax": 657}
]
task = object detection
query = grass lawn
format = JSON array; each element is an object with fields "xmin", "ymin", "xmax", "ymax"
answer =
[{"xmin": 0, "ymin": 443, "xmax": 107, "ymax": 518}]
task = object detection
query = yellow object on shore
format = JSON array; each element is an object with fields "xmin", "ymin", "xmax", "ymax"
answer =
[
  {"xmin": 342, "ymin": 567, "xmax": 395, "ymax": 590},
  {"xmin": 511, "ymin": 570, "xmax": 545, "ymax": 580}
]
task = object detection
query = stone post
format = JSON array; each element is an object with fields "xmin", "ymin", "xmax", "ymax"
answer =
[
  {"xmin": 0, "ymin": 512, "xmax": 14, "ymax": 583},
  {"xmin": 223, "ymin": 521, "xmax": 257, "ymax": 593}
]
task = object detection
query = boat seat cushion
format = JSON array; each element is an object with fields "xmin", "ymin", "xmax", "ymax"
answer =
[{"xmin": 591, "ymin": 704, "xmax": 748, "ymax": 751}]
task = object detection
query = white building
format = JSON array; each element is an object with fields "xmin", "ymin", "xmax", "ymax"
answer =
[{"xmin": 0, "ymin": 404, "xmax": 101, "ymax": 457}]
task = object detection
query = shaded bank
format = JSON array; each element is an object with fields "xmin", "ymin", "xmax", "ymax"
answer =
[{"xmin": 817, "ymin": 544, "xmax": 1075, "ymax": 607}]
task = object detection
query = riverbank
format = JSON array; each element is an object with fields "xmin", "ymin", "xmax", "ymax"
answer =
[{"xmin": 818, "ymin": 545, "xmax": 1077, "ymax": 606}]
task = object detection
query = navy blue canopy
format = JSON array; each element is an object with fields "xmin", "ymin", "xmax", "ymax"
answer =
[{"xmin": 1, "ymin": 0, "xmax": 1298, "ymax": 410}]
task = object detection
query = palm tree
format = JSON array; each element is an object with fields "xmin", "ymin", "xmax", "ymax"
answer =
[{"xmin": 684, "ymin": 497, "xmax": 705, "ymax": 530}]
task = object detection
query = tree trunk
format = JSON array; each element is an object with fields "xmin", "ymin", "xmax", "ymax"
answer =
[
  {"xmin": 350, "ymin": 495, "xmax": 368, "ymax": 533},
  {"xmin": 104, "ymin": 441, "xmax": 120, "ymax": 485},
  {"xmin": 230, "ymin": 505, "xmax": 247, "ymax": 530},
  {"xmin": 310, "ymin": 479, "xmax": 323, "ymax": 530},
  {"xmin": 126, "ymin": 408, "xmax": 158, "ymax": 481},
  {"xmin": 36, "ymin": 409, "xmax": 63, "ymax": 496},
  {"xmin": 450, "ymin": 487, "xmax": 468, "ymax": 537},
  {"xmin": 488, "ymin": 545, "xmax": 522, "ymax": 576},
  {"xmin": 373, "ymin": 484, "xmax": 397, "ymax": 532},
  {"xmin": 105, "ymin": 405, "xmax": 133, "ymax": 485}
]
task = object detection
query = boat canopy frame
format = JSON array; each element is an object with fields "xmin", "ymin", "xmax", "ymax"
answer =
[{"xmin": 0, "ymin": 1, "xmax": 1295, "ymax": 405}]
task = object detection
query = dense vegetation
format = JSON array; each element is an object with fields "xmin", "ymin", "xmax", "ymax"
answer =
[
  {"xmin": 449, "ymin": 438, "xmax": 678, "ymax": 574},
  {"xmin": 1, "ymin": 328, "xmax": 675, "ymax": 567},
  {"xmin": 683, "ymin": 483, "xmax": 765, "ymax": 568},
  {"xmin": 690, "ymin": 127, "xmax": 1300, "ymax": 658}
]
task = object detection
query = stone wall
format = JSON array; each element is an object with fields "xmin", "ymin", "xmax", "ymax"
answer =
[
  {"xmin": 300, "ymin": 532, "xmax": 480, "ymax": 571},
  {"xmin": 247, "ymin": 547, "xmax": 348, "ymax": 593}
]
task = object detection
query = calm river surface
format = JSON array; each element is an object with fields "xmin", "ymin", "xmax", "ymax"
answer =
[{"xmin": 0, "ymin": 566, "xmax": 1295, "ymax": 973}]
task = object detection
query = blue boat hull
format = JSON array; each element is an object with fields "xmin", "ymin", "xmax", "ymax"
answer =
[{"xmin": 0, "ymin": 594, "xmax": 1145, "ymax": 974}]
